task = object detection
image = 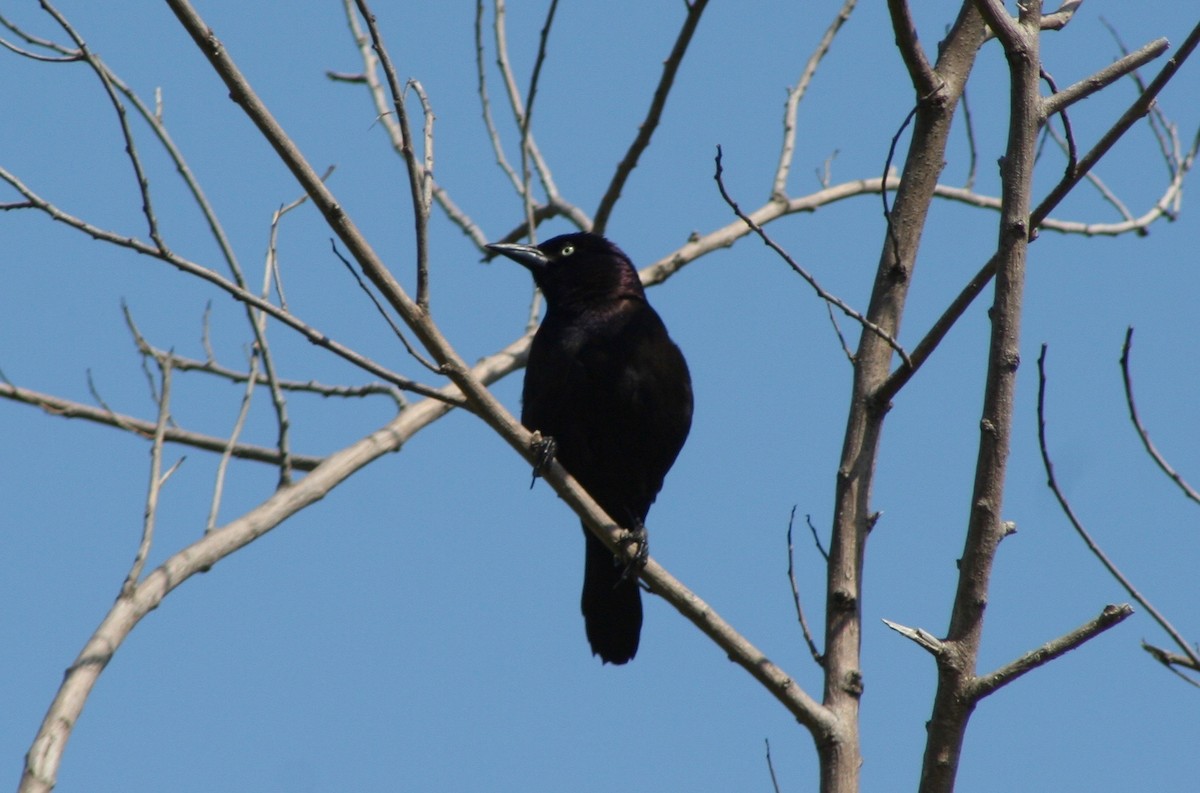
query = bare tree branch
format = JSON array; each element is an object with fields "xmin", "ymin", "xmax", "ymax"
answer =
[
  {"xmin": 0, "ymin": 378, "xmax": 325, "ymax": 471},
  {"xmin": 592, "ymin": 0, "xmax": 710, "ymax": 234},
  {"xmin": 715, "ymin": 148, "xmax": 911, "ymax": 367},
  {"xmin": 787, "ymin": 507, "xmax": 824, "ymax": 667},
  {"xmin": 969, "ymin": 604, "xmax": 1133, "ymax": 699},
  {"xmin": 1120, "ymin": 327, "xmax": 1200, "ymax": 507},
  {"xmin": 1037, "ymin": 345, "xmax": 1200, "ymax": 675},
  {"xmin": 773, "ymin": 0, "xmax": 858, "ymax": 199}
]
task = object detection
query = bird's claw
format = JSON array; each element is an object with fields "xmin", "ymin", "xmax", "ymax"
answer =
[
  {"xmin": 528, "ymin": 432, "xmax": 557, "ymax": 489},
  {"xmin": 617, "ymin": 521, "xmax": 649, "ymax": 585}
]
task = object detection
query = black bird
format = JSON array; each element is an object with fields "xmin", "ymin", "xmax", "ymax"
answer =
[{"xmin": 487, "ymin": 232, "xmax": 693, "ymax": 664}]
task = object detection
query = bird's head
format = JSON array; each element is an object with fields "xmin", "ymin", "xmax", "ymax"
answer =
[{"xmin": 486, "ymin": 232, "xmax": 645, "ymax": 310}]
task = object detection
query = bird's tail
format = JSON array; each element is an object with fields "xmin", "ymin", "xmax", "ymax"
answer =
[{"xmin": 580, "ymin": 528, "xmax": 642, "ymax": 664}]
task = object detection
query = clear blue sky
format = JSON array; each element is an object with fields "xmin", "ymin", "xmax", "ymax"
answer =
[{"xmin": 3, "ymin": 2, "xmax": 1198, "ymax": 791}]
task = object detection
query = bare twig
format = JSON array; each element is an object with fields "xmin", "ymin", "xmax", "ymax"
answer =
[
  {"xmin": 473, "ymin": 0, "xmax": 521, "ymax": 193},
  {"xmin": 0, "ymin": 167, "xmax": 457, "ymax": 404},
  {"xmin": 969, "ymin": 604, "xmax": 1133, "ymax": 699},
  {"xmin": 786, "ymin": 507, "xmax": 824, "ymax": 666},
  {"xmin": 123, "ymin": 302, "xmax": 405, "ymax": 405},
  {"xmin": 961, "ymin": 86, "xmax": 978, "ymax": 190},
  {"xmin": 330, "ymin": 240, "xmax": 442, "ymax": 374},
  {"xmin": 1142, "ymin": 642, "xmax": 1200, "ymax": 683},
  {"xmin": 1120, "ymin": 328, "xmax": 1200, "ymax": 506},
  {"xmin": 765, "ymin": 739, "xmax": 783, "ymax": 793},
  {"xmin": 0, "ymin": 379, "xmax": 325, "ymax": 471},
  {"xmin": 38, "ymin": 1, "xmax": 166, "ymax": 249},
  {"xmin": 491, "ymin": 0, "xmax": 589, "ymax": 231},
  {"xmin": 353, "ymin": 0, "xmax": 432, "ymax": 312},
  {"xmin": 121, "ymin": 355, "xmax": 181, "ymax": 596},
  {"xmin": 715, "ymin": 148, "xmax": 911, "ymax": 367},
  {"xmin": 1033, "ymin": 19, "xmax": 1200, "ymax": 233},
  {"xmin": 207, "ymin": 348, "xmax": 260, "ymax": 533},
  {"xmin": 1037, "ymin": 345, "xmax": 1200, "ymax": 673},
  {"xmin": 518, "ymin": 0, "xmax": 560, "ymax": 244},
  {"xmin": 773, "ymin": 0, "xmax": 858, "ymax": 199},
  {"xmin": 804, "ymin": 513, "xmax": 830, "ymax": 561},
  {"xmin": 592, "ymin": 0, "xmax": 710, "ymax": 234},
  {"xmin": 1040, "ymin": 37, "xmax": 1169, "ymax": 120}
]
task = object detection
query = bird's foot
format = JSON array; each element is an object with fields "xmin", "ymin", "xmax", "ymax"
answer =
[
  {"xmin": 617, "ymin": 521, "xmax": 649, "ymax": 584},
  {"xmin": 528, "ymin": 432, "xmax": 557, "ymax": 489}
]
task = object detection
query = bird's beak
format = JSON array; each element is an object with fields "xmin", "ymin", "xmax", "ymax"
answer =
[{"xmin": 485, "ymin": 242, "xmax": 549, "ymax": 271}]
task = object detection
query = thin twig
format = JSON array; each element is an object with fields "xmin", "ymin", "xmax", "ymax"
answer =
[
  {"xmin": 491, "ymin": 0, "xmax": 588, "ymax": 230},
  {"xmin": 592, "ymin": 0, "xmax": 710, "ymax": 234},
  {"xmin": 353, "ymin": 0, "xmax": 432, "ymax": 313},
  {"xmin": 123, "ymin": 302, "xmax": 404, "ymax": 405},
  {"xmin": 1120, "ymin": 328, "xmax": 1200, "ymax": 506},
  {"xmin": 786, "ymin": 507, "xmax": 824, "ymax": 666},
  {"xmin": 207, "ymin": 348, "xmax": 260, "ymax": 533},
  {"xmin": 122, "ymin": 354, "xmax": 179, "ymax": 596},
  {"xmin": 474, "ymin": 0, "xmax": 521, "ymax": 192},
  {"xmin": 961, "ymin": 86, "xmax": 978, "ymax": 190},
  {"xmin": 1037, "ymin": 345, "xmax": 1200, "ymax": 672},
  {"xmin": 38, "ymin": 1, "xmax": 166, "ymax": 250},
  {"xmin": 0, "ymin": 379, "xmax": 325, "ymax": 471},
  {"xmin": 518, "ymin": 0, "xmax": 560, "ymax": 244},
  {"xmin": 772, "ymin": 0, "xmax": 858, "ymax": 199},
  {"xmin": 0, "ymin": 166, "xmax": 458, "ymax": 404},
  {"xmin": 330, "ymin": 239, "xmax": 442, "ymax": 374},
  {"xmin": 715, "ymin": 148, "xmax": 911, "ymax": 367},
  {"xmin": 764, "ymin": 739, "xmax": 782, "ymax": 793}
]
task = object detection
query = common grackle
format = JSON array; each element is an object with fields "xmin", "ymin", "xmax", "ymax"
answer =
[{"xmin": 487, "ymin": 232, "xmax": 693, "ymax": 664}]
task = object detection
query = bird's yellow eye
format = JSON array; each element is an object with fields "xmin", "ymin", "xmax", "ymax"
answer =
[{"xmin": 559, "ymin": 244, "xmax": 575, "ymax": 257}]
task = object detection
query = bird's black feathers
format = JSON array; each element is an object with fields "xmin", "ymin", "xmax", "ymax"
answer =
[{"xmin": 488, "ymin": 232, "xmax": 693, "ymax": 664}]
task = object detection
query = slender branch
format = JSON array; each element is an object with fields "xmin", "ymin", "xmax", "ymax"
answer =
[
  {"xmin": 123, "ymin": 304, "xmax": 404, "ymax": 404},
  {"xmin": 786, "ymin": 507, "xmax": 824, "ymax": 666},
  {"xmin": 715, "ymin": 149, "xmax": 911, "ymax": 367},
  {"xmin": 1037, "ymin": 346, "xmax": 1200, "ymax": 672},
  {"xmin": 491, "ymin": 0, "xmax": 588, "ymax": 230},
  {"xmin": 957, "ymin": 84, "xmax": 978, "ymax": 191},
  {"xmin": 473, "ymin": 0, "xmax": 521, "ymax": 193},
  {"xmin": 352, "ymin": 0, "xmax": 432, "ymax": 312},
  {"xmin": 1142, "ymin": 642, "xmax": 1200, "ymax": 683},
  {"xmin": 337, "ymin": 0, "xmax": 492, "ymax": 248},
  {"xmin": 592, "ymin": 0, "xmax": 710, "ymax": 234},
  {"xmin": 0, "ymin": 166, "xmax": 458, "ymax": 405},
  {"xmin": 207, "ymin": 348, "xmax": 260, "ymax": 533},
  {"xmin": 0, "ymin": 379, "xmax": 325, "ymax": 471},
  {"xmin": 887, "ymin": 0, "xmax": 938, "ymax": 97},
  {"xmin": 773, "ymin": 0, "xmax": 858, "ymax": 199},
  {"xmin": 518, "ymin": 0, "xmax": 559, "ymax": 244},
  {"xmin": 1033, "ymin": 19, "xmax": 1200, "ymax": 233},
  {"xmin": 765, "ymin": 739, "xmax": 783, "ymax": 793},
  {"xmin": 38, "ymin": 1, "xmax": 166, "ymax": 249},
  {"xmin": 330, "ymin": 240, "xmax": 442, "ymax": 374},
  {"xmin": 1041, "ymin": 38, "xmax": 1169, "ymax": 119},
  {"xmin": 1120, "ymin": 328, "xmax": 1200, "ymax": 506},
  {"xmin": 969, "ymin": 604, "xmax": 1133, "ymax": 699},
  {"xmin": 122, "ymin": 355, "xmax": 178, "ymax": 596}
]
